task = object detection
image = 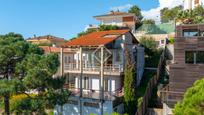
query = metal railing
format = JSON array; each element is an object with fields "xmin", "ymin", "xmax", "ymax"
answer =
[
  {"xmin": 66, "ymin": 87, "xmax": 123, "ymax": 101},
  {"xmin": 64, "ymin": 63, "xmax": 123, "ymax": 72}
]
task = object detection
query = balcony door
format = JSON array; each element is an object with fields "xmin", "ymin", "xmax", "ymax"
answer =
[
  {"xmin": 91, "ymin": 78, "xmax": 100, "ymax": 91},
  {"xmin": 108, "ymin": 79, "xmax": 116, "ymax": 92}
]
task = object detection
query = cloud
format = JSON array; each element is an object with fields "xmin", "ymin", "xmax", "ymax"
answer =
[
  {"xmin": 142, "ymin": 0, "xmax": 184, "ymax": 22},
  {"xmin": 110, "ymin": 4, "xmax": 133, "ymax": 11}
]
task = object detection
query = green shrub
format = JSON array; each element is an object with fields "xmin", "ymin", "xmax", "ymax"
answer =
[
  {"xmin": 168, "ymin": 38, "xmax": 174, "ymax": 44},
  {"xmin": 174, "ymin": 78, "xmax": 204, "ymax": 115},
  {"xmin": 137, "ymin": 97, "xmax": 143, "ymax": 107},
  {"xmin": 9, "ymin": 94, "xmax": 46, "ymax": 114}
]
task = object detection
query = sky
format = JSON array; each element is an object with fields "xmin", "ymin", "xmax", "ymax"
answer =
[{"xmin": 0, "ymin": 0, "xmax": 183, "ymax": 40}]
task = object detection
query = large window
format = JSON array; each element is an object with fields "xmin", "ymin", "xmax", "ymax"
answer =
[
  {"xmin": 197, "ymin": 51, "xmax": 204, "ymax": 63},
  {"xmin": 185, "ymin": 51, "xmax": 204, "ymax": 64},
  {"xmin": 183, "ymin": 29, "xmax": 199, "ymax": 37},
  {"xmin": 185, "ymin": 51, "xmax": 195, "ymax": 64}
]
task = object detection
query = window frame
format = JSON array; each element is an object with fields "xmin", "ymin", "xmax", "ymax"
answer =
[{"xmin": 185, "ymin": 51, "xmax": 204, "ymax": 64}]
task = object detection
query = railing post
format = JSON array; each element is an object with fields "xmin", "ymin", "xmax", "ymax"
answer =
[
  {"xmin": 79, "ymin": 47, "xmax": 83, "ymax": 115},
  {"xmin": 60, "ymin": 48, "xmax": 64, "ymax": 76},
  {"xmin": 100, "ymin": 46, "xmax": 104, "ymax": 115}
]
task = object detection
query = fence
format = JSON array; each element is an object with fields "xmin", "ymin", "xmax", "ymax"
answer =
[{"xmin": 135, "ymin": 47, "xmax": 166, "ymax": 115}]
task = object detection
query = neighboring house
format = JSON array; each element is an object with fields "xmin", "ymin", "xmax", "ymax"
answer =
[
  {"xmin": 27, "ymin": 35, "xmax": 65, "ymax": 46},
  {"xmin": 55, "ymin": 30, "xmax": 145, "ymax": 115},
  {"xmin": 135, "ymin": 33, "xmax": 172, "ymax": 48},
  {"xmin": 184, "ymin": 0, "xmax": 204, "ymax": 10},
  {"xmin": 134, "ymin": 23, "xmax": 175, "ymax": 48},
  {"xmin": 162, "ymin": 24, "xmax": 204, "ymax": 115},
  {"xmin": 93, "ymin": 11, "xmax": 138, "ymax": 33}
]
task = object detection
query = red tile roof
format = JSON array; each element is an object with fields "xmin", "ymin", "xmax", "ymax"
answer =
[
  {"xmin": 40, "ymin": 46, "xmax": 61, "ymax": 53},
  {"xmin": 40, "ymin": 46, "xmax": 73, "ymax": 53},
  {"xmin": 62, "ymin": 30, "xmax": 130, "ymax": 47}
]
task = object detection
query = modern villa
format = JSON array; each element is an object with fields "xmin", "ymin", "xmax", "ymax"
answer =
[
  {"xmin": 162, "ymin": 24, "xmax": 204, "ymax": 114},
  {"xmin": 53, "ymin": 29, "xmax": 144, "ymax": 115},
  {"xmin": 86, "ymin": 11, "xmax": 137, "ymax": 33}
]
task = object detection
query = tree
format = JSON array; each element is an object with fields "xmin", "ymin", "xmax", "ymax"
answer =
[
  {"xmin": 0, "ymin": 33, "xmax": 43, "ymax": 115},
  {"xmin": 142, "ymin": 19, "xmax": 155, "ymax": 25},
  {"xmin": 160, "ymin": 6, "xmax": 182, "ymax": 23},
  {"xmin": 77, "ymin": 29, "xmax": 97, "ymax": 37},
  {"xmin": 139, "ymin": 36, "xmax": 157, "ymax": 53},
  {"xmin": 174, "ymin": 78, "xmax": 204, "ymax": 115},
  {"xmin": 176, "ymin": 7, "xmax": 204, "ymax": 24},
  {"xmin": 193, "ymin": 5, "xmax": 204, "ymax": 16},
  {"xmin": 0, "ymin": 33, "xmax": 70, "ymax": 114},
  {"xmin": 139, "ymin": 36, "xmax": 162, "ymax": 67},
  {"xmin": 128, "ymin": 5, "xmax": 143, "ymax": 21},
  {"xmin": 98, "ymin": 25, "xmax": 118, "ymax": 31},
  {"xmin": 124, "ymin": 49, "xmax": 137, "ymax": 115},
  {"xmin": 128, "ymin": 5, "xmax": 143, "ymax": 29},
  {"xmin": 76, "ymin": 25, "xmax": 119, "ymax": 38},
  {"xmin": 0, "ymin": 79, "xmax": 21, "ymax": 115}
]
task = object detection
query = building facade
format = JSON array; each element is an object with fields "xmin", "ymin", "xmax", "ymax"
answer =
[
  {"xmin": 27, "ymin": 35, "xmax": 65, "ymax": 46},
  {"xmin": 93, "ymin": 11, "xmax": 137, "ymax": 33},
  {"xmin": 54, "ymin": 30, "xmax": 145, "ymax": 115},
  {"xmin": 162, "ymin": 24, "xmax": 204, "ymax": 114}
]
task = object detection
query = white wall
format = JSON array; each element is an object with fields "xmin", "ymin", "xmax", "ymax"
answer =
[{"xmin": 101, "ymin": 17, "xmax": 123, "ymax": 26}]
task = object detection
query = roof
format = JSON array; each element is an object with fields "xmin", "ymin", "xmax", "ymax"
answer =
[
  {"xmin": 94, "ymin": 11, "xmax": 135, "ymax": 18},
  {"xmin": 62, "ymin": 30, "xmax": 130, "ymax": 47},
  {"xmin": 40, "ymin": 46, "xmax": 61, "ymax": 53},
  {"xmin": 40, "ymin": 46, "xmax": 73, "ymax": 53},
  {"xmin": 27, "ymin": 35, "xmax": 65, "ymax": 42}
]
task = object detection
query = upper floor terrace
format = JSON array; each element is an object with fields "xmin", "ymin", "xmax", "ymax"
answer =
[
  {"xmin": 176, "ymin": 23, "xmax": 204, "ymax": 38},
  {"xmin": 61, "ymin": 30, "xmax": 139, "ymax": 75}
]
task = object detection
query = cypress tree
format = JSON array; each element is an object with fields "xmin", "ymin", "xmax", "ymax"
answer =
[{"xmin": 124, "ymin": 50, "xmax": 137, "ymax": 115}]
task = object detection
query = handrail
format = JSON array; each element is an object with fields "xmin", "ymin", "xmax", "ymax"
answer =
[
  {"xmin": 64, "ymin": 63, "xmax": 123, "ymax": 72},
  {"xmin": 68, "ymin": 88, "xmax": 123, "ymax": 100}
]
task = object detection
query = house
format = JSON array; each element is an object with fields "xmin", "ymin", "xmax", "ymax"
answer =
[
  {"xmin": 27, "ymin": 35, "xmax": 65, "ymax": 46},
  {"xmin": 93, "ymin": 11, "xmax": 138, "ymax": 33},
  {"xmin": 135, "ymin": 34, "xmax": 173, "ymax": 48},
  {"xmin": 184, "ymin": 0, "xmax": 204, "ymax": 10},
  {"xmin": 162, "ymin": 24, "xmax": 204, "ymax": 114},
  {"xmin": 134, "ymin": 22, "xmax": 175, "ymax": 48},
  {"xmin": 54, "ymin": 29, "xmax": 145, "ymax": 115}
]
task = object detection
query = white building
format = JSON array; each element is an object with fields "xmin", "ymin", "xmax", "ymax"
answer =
[
  {"xmin": 90, "ymin": 11, "xmax": 138, "ymax": 33},
  {"xmin": 54, "ymin": 29, "xmax": 145, "ymax": 115},
  {"xmin": 184, "ymin": 0, "xmax": 204, "ymax": 10}
]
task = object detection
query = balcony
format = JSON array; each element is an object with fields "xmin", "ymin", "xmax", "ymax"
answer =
[
  {"xmin": 65, "ymin": 87, "xmax": 123, "ymax": 101},
  {"xmin": 64, "ymin": 63, "xmax": 123, "ymax": 75}
]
